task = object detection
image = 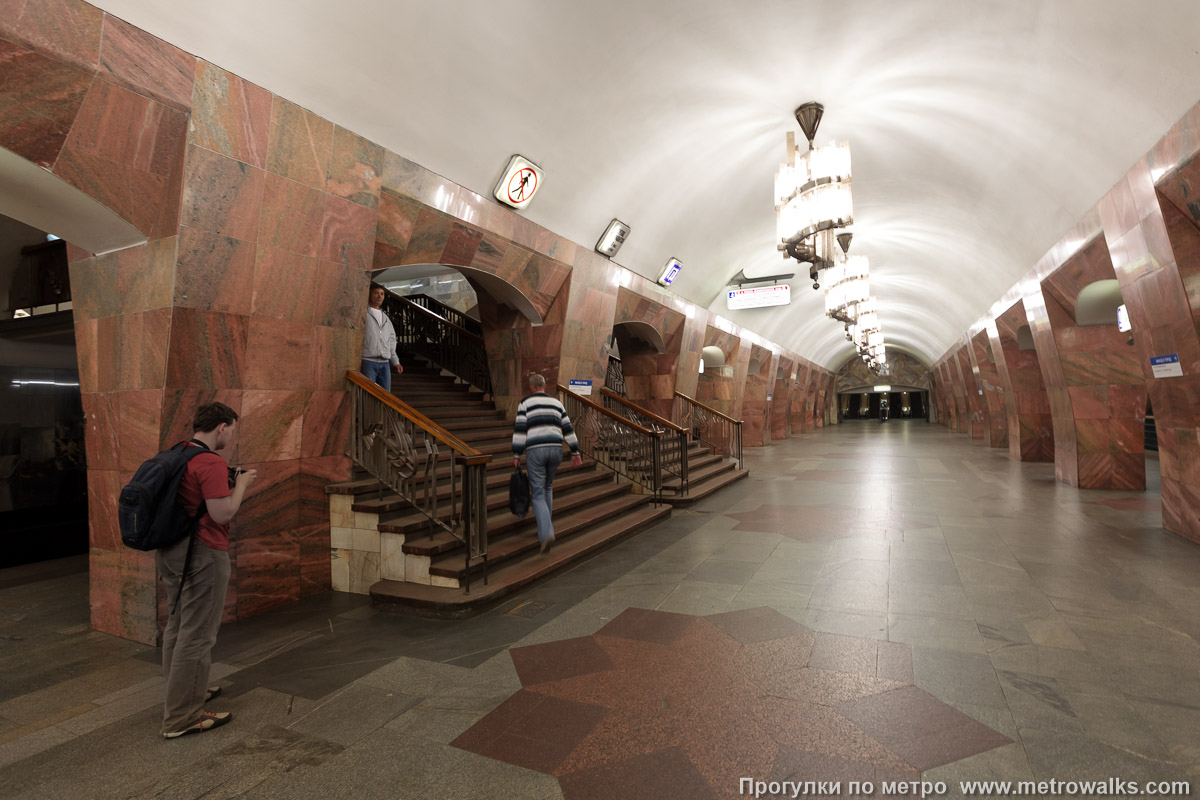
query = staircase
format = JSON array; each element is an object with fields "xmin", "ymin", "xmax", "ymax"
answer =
[
  {"xmin": 663, "ymin": 439, "xmax": 748, "ymax": 506},
  {"xmin": 326, "ymin": 357, "xmax": 671, "ymax": 615}
]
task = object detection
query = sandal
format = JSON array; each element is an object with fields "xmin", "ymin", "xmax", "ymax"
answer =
[
  {"xmin": 162, "ymin": 710, "xmax": 232, "ymax": 739},
  {"xmin": 205, "ymin": 685, "xmax": 221, "ymax": 702}
]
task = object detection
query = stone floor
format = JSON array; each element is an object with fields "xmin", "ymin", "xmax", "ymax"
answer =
[{"xmin": 1, "ymin": 421, "xmax": 1198, "ymax": 799}]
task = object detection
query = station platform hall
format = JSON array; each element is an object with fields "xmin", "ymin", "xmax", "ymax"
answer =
[{"xmin": 2, "ymin": 1, "xmax": 1200, "ymax": 797}]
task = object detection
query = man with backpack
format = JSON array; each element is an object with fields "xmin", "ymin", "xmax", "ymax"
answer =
[{"xmin": 157, "ymin": 402, "xmax": 256, "ymax": 739}]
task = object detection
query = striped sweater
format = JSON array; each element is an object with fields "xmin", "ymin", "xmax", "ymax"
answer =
[{"xmin": 512, "ymin": 392, "xmax": 580, "ymax": 456}]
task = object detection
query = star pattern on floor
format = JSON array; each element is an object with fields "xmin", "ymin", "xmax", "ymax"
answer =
[{"xmin": 452, "ymin": 607, "xmax": 1011, "ymax": 799}]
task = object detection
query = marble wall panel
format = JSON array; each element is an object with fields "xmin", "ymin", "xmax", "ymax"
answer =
[
  {"xmin": 995, "ymin": 301, "xmax": 1054, "ymax": 461},
  {"xmin": 741, "ymin": 344, "xmax": 772, "ymax": 447},
  {"xmin": 173, "ymin": 226, "xmax": 256, "ymax": 315},
  {"xmin": 321, "ymin": 194, "xmax": 377, "ymax": 270},
  {"xmin": 0, "ymin": 38, "xmax": 94, "ymax": 167},
  {"xmin": 117, "ymin": 388, "xmax": 163, "ymax": 471},
  {"xmin": 190, "ymin": 60, "xmax": 271, "ymax": 168},
  {"xmin": 244, "ymin": 317, "xmax": 313, "ymax": 390},
  {"xmin": 954, "ymin": 347, "xmax": 984, "ymax": 439},
  {"xmin": 265, "ymin": 96, "xmax": 333, "ymax": 191},
  {"xmin": 97, "ymin": 14, "xmax": 195, "ymax": 109},
  {"xmin": 82, "ymin": 391, "xmax": 119, "ymax": 471},
  {"xmin": 118, "ymin": 306, "xmax": 169, "ymax": 391},
  {"xmin": 67, "ymin": 77, "xmax": 187, "ymax": 177},
  {"xmin": 970, "ymin": 331, "xmax": 1007, "ymax": 448},
  {"xmin": 259, "ymin": 172, "xmax": 326, "ymax": 258},
  {"xmin": 314, "ymin": 260, "xmax": 370, "ymax": 330},
  {"xmin": 235, "ymin": 457, "xmax": 301, "ymax": 539},
  {"xmin": 180, "ymin": 144, "xmax": 264, "ymax": 242},
  {"xmin": 235, "ymin": 536, "xmax": 301, "ymax": 617},
  {"xmin": 85, "ymin": 467, "xmax": 121, "ymax": 551},
  {"xmin": 326, "ymin": 125, "xmax": 384, "ymax": 209},
  {"xmin": 251, "ymin": 246, "xmax": 319, "ymax": 323},
  {"xmin": 118, "ymin": 237, "xmax": 175, "ymax": 314},
  {"xmin": 238, "ymin": 390, "xmax": 306, "ymax": 463},
  {"xmin": 68, "ymin": 251, "xmax": 119, "ymax": 320},
  {"xmin": 3, "ymin": 0, "xmax": 102, "ymax": 71},
  {"xmin": 164, "ymin": 307, "xmax": 249, "ymax": 390},
  {"xmin": 310, "ymin": 326, "xmax": 363, "ymax": 392}
]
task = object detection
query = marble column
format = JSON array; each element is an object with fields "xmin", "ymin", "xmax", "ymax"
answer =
[{"xmin": 969, "ymin": 330, "xmax": 1008, "ymax": 448}]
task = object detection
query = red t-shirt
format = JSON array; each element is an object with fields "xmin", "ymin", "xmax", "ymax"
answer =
[{"xmin": 176, "ymin": 442, "xmax": 233, "ymax": 551}]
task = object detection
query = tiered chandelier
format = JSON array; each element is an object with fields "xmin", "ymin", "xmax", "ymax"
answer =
[{"xmin": 775, "ymin": 102, "xmax": 887, "ymax": 373}]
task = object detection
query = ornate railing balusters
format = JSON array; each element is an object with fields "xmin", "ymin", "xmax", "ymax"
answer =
[
  {"xmin": 380, "ymin": 290, "xmax": 492, "ymax": 399},
  {"xmin": 557, "ymin": 384, "xmax": 663, "ymax": 504},
  {"xmin": 605, "ymin": 356, "xmax": 626, "ymax": 396},
  {"xmin": 347, "ymin": 371, "xmax": 491, "ymax": 592},
  {"xmin": 599, "ymin": 388, "xmax": 688, "ymax": 495},
  {"xmin": 672, "ymin": 392, "xmax": 743, "ymax": 470},
  {"xmin": 405, "ymin": 293, "xmax": 483, "ymax": 338}
]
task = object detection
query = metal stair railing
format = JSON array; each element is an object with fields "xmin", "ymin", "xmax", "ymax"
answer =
[
  {"xmin": 605, "ymin": 355, "xmax": 626, "ymax": 396},
  {"xmin": 557, "ymin": 383, "xmax": 663, "ymax": 504},
  {"xmin": 404, "ymin": 293, "xmax": 483, "ymax": 338},
  {"xmin": 381, "ymin": 289, "xmax": 492, "ymax": 400},
  {"xmin": 672, "ymin": 391, "xmax": 744, "ymax": 470},
  {"xmin": 599, "ymin": 387, "xmax": 688, "ymax": 495},
  {"xmin": 346, "ymin": 371, "xmax": 492, "ymax": 592}
]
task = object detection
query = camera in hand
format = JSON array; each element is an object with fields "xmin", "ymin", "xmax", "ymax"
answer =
[{"xmin": 227, "ymin": 466, "xmax": 245, "ymax": 487}]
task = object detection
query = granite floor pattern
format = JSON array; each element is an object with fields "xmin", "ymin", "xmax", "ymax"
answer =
[{"xmin": 1, "ymin": 420, "xmax": 1198, "ymax": 799}]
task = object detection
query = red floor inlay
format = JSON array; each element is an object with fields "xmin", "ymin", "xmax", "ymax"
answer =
[{"xmin": 452, "ymin": 608, "xmax": 1010, "ymax": 798}]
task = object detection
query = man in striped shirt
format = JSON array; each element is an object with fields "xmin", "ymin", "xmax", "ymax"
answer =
[{"xmin": 512, "ymin": 373, "xmax": 582, "ymax": 553}]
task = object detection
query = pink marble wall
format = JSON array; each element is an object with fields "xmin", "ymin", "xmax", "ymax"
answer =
[
  {"xmin": 994, "ymin": 301, "xmax": 1055, "ymax": 462},
  {"xmin": 969, "ymin": 331, "xmax": 1008, "ymax": 448},
  {"xmin": 953, "ymin": 347, "xmax": 984, "ymax": 438},
  {"xmin": 696, "ymin": 326, "xmax": 741, "ymax": 417},
  {"xmin": 1029, "ymin": 236, "xmax": 1147, "ymax": 490},
  {"xmin": 612, "ymin": 288, "xmax": 687, "ymax": 419},
  {"xmin": 771, "ymin": 356, "xmax": 796, "ymax": 440},
  {"xmin": 741, "ymin": 344, "xmax": 773, "ymax": 447},
  {"xmin": 1108, "ymin": 159, "xmax": 1200, "ymax": 540}
]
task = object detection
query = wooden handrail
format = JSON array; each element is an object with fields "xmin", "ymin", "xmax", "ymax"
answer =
[
  {"xmin": 346, "ymin": 371, "xmax": 491, "ymax": 464},
  {"xmin": 558, "ymin": 384, "xmax": 658, "ymax": 437},
  {"xmin": 600, "ymin": 387, "xmax": 686, "ymax": 433},
  {"xmin": 674, "ymin": 391, "xmax": 742, "ymax": 426},
  {"xmin": 386, "ymin": 291, "xmax": 484, "ymax": 344}
]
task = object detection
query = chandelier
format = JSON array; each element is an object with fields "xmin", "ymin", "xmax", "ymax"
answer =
[
  {"xmin": 776, "ymin": 102, "xmax": 886, "ymax": 374},
  {"xmin": 775, "ymin": 103, "xmax": 854, "ymax": 289}
]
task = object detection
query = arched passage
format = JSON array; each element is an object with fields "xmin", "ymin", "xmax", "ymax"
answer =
[
  {"xmin": 1032, "ymin": 236, "xmax": 1146, "ymax": 489},
  {"xmin": 607, "ymin": 288, "xmax": 686, "ymax": 418}
]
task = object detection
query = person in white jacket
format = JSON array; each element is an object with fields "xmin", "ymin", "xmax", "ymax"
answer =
[{"xmin": 362, "ymin": 285, "xmax": 403, "ymax": 391}]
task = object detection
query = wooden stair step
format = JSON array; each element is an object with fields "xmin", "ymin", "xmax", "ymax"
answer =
[
  {"xmin": 368, "ymin": 502, "xmax": 671, "ymax": 615},
  {"xmin": 396, "ymin": 477, "xmax": 628, "ymax": 553},
  {"xmin": 436, "ymin": 418, "xmax": 512, "ymax": 432}
]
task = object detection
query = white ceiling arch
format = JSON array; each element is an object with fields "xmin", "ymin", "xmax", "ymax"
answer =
[{"xmin": 93, "ymin": 0, "xmax": 1200, "ymax": 368}]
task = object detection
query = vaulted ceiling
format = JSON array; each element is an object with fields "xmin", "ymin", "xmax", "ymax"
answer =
[{"xmin": 94, "ymin": 0, "xmax": 1200, "ymax": 368}]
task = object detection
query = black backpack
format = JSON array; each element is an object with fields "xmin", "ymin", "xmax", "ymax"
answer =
[{"xmin": 119, "ymin": 442, "xmax": 210, "ymax": 551}]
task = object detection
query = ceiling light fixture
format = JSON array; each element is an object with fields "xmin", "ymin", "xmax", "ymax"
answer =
[
  {"xmin": 774, "ymin": 102, "xmax": 853, "ymax": 290},
  {"xmin": 658, "ymin": 258, "xmax": 682, "ymax": 287},
  {"xmin": 595, "ymin": 218, "xmax": 630, "ymax": 257}
]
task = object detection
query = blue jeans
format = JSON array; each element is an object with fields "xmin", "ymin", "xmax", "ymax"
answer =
[
  {"xmin": 526, "ymin": 447, "xmax": 563, "ymax": 545},
  {"xmin": 361, "ymin": 359, "xmax": 391, "ymax": 392}
]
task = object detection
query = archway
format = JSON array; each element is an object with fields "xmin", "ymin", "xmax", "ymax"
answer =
[{"xmin": 605, "ymin": 288, "xmax": 686, "ymax": 418}]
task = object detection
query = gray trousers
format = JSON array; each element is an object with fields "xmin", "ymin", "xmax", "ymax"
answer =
[
  {"xmin": 156, "ymin": 535, "xmax": 230, "ymax": 733},
  {"xmin": 526, "ymin": 446, "xmax": 563, "ymax": 545}
]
